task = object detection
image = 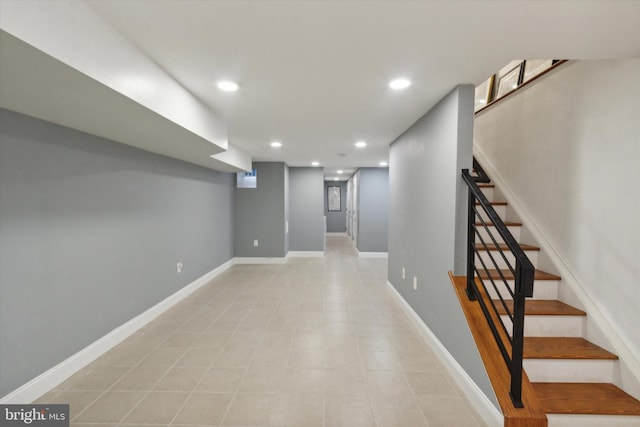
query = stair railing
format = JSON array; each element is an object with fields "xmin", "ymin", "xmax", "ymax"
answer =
[{"xmin": 461, "ymin": 159, "xmax": 534, "ymax": 408}]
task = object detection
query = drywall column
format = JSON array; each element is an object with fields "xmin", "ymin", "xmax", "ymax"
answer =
[
  {"xmin": 234, "ymin": 162, "xmax": 286, "ymax": 258},
  {"xmin": 284, "ymin": 165, "xmax": 290, "ymax": 254},
  {"xmin": 324, "ymin": 181, "xmax": 347, "ymax": 233},
  {"xmin": 289, "ymin": 167, "xmax": 324, "ymax": 252},
  {"xmin": 356, "ymin": 168, "xmax": 389, "ymax": 253},
  {"xmin": 387, "ymin": 85, "xmax": 497, "ymax": 406},
  {"xmin": 0, "ymin": 109, "xmax": 234, "ymax": 398}
]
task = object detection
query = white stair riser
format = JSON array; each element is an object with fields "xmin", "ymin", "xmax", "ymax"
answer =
[
  {"xmin": 481, "ymin": 279, "xmax": 559, "ymax": 300},
  {"xmin": 501, "ymin": 315, "xmax": 584, "ymax": 337},
  {"xmin": 524, "ymin": 359, "xmax": 615, "ymax": 383},
  {"xmin": 476, "ymin": 205, "xmax": 507, "ymax": 221},
  {"xmin": 475, "ymin": 226, "xmax": 521, "ymax": 243},
  {"xmin": 480, "ymin": 187, "xmax": 494, "ymax": 200},
  {"xmin": 475, "ymin": 250, "xmax": 538, "ymax": 270},
  {"xmin": 547, "ymin": 414, "xmax": 640, "ymax": 427}
]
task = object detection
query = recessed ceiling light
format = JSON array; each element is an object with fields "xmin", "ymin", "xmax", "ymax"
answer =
[
  {"xmin": 389, "ymin": 78, "xmax": 411, "ymax": 90},
  {"xmin": 217, "ymin": 80, "xmax": 239, "ymax": 92},
  {"xmin": 379, "ymin": 161, "xmax": 388, "ymax": 166},
  {"xmin": 311, "ymin": 161, "xmax": 320, "ymax": 167},
  {"xmin": 337, "ymin": 170, "xmax": 343, "ymax": 174},
  {"xmin": 334, "ymin": 177, "xmax": 339, "ymax": 181},
  {"xmin": 355, "ymin": 141, "xmax": 367, "ymax": 148},
  {"xmin": 270, "ymin": 141, "xmax": 282, "ymax": 148}
]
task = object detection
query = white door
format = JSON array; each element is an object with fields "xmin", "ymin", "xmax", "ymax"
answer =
[{"xmin": 346, "ymin": 178, "xmax": 352, "ymax": 237}]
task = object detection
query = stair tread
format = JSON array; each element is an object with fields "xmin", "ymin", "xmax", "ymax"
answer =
[
  {"xmin": 478, "ymin": 183, "xmax": 494, "ymax": 188},
  {"xmin": 524, "ymin": 337, "xmax": 618, "ymax": 359},
  {"xmin": 495, "ymin": 300, "xmax": 586, "ymax": 316},
  {"xmin": 532, "ymin": 382, "xmax": 640, "ymax": 415},
  {"xmin": 475, "ymin": 243, "xmax": 540, "ymax": 251},
  {"xmin": 475, "ymin": 221, "xmax": 523, "ymax": 227},
  {"xmin": 476, "ymin": 201, "xmax": 507, "ymax": 206},
  {"xmin": 478, "ymin": 269, "xmax": 561, "ymax": 281}
]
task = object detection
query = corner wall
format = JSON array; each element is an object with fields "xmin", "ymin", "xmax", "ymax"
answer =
[
  {"xmin": 284, "ymin": 165, "xmax": 290, "ymax": 254},
  {"xmin": 356, "ymin": 168, "xmax": 389, "ymax": 253},
  {"xmin": 0, "ymin": 109, "xmax": 234, "ymax": 397},
  {"xmin": 234, "ymin": 162, "xmax": 286, "ymax": 257},
  {"xmin": 289, "ymin": 167, "xmax": 324, "ymax": 252},
  {"xmin": 387, "ymin": 85, "xmax": 497, "ymax": 407}
]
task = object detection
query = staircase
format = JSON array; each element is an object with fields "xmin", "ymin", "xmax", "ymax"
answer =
[{"xmin": 476, "ymin": 182, "xmax": 640, "ymax": 427}]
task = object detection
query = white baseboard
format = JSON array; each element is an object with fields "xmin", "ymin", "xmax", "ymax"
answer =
[
  {"xmin": 325, "ymin": 232, "xmax": 347, "ymax": 236},
  {"xmin": 474, "ymin": 147, "xmax": 640, "ymax": 389},
  {"xmin": 357, "ymin": 251, "xmax": 388, "ymax": 258},
  {"xmin": 386, "ymin": 280, "xmax": 503, "ymax": 427},
  {"xmin": 233, "ymin": 257, "xmax": 287, "ymax": 264},
  {"xmin": 0, "ymin": 258, "xmax": 235, "ymax": 404},
  {"xmin": 286, "ymin": 251, "xmax": 325, "ymax": 258}
]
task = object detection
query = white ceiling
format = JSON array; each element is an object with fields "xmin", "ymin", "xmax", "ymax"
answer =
[{"xmin": 15, "ymin": 1, "xmax": 640, "ymax": 178}]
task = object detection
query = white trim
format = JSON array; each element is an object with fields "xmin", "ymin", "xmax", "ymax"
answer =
[
  {"xmin": 474, "ymin": 147, "xmax": 640, "ymax": 386},
  {"xmin": 286, "ymin": 251, "xmax": 325, "ymax": 258},
  {"xmin": 233, "ymin": 257, "xmax": 287, "ymax": 264},
  {"xmin": 386, "ymin": 280, "xmax": 503, "ymax": 427},
  {"xmin": 325, "ymin": 232, "xmax": 347, "ymax": 236},
  {"xmin": 357, "ymin": 251, "xmax": 388, "ymax": 258},
  {"xmin": 0, "ymin": 258, "xmax": 235, "ymax": 404},
  {"xmin": 356, "ymin": 249, "xmax": 389, "ymax": 258}
]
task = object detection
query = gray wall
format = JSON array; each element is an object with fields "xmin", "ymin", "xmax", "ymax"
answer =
[
  {"xmin": 0, "ymin": 109, "xmax": 234, "ymax": 397},
  {"xmin": 324, "ymin": 181, "xmax": 347, "ymax": 233},
  {"xmin": 387, "ymin": 86, "xmax": 498, "ymax": 407},
  {"xmin": 234, "ymin": 162, "xmax": 286, "ymax": 257},
  {"xmin": 356, "ymin": 168, "xmax": 389, "ymax": 253},
  {"xmin": 284, "ymin": 165, "xmax": 290, "ymax": 254},
  {"xmin": 289, "ymin": 167, "xmax": 324, "ymax": 252}
]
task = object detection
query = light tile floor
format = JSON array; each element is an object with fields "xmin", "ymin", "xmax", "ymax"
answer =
[{"xmin": 36, "ymin": 235, "xmax": 486, "ymax": 426}]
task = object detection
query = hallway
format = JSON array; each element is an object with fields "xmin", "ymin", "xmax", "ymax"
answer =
[{"xmin": 35, "ymin": 235, "xmax": 485, "ymax": 426}]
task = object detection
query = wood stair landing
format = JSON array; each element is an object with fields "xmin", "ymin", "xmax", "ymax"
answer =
[
  {"xmin": 524, "ymin": 337, "xmax": 618, "ymax": 360},
  {"xmin": 496, "ymin": 300, "xmax": 586, "ymax": 316},
  {"xmin": 450, "ymin": 274, "xmax": 548, "ymax": 427},
  {"xmin": 532, "ymin": 383, "xmax": 640, "ymax": 415}
]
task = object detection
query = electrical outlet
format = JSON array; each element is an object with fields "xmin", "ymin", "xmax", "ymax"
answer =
[
  {"xmin": 402, "ymin": 267, "xmax": 405, "ymax": 280},
  {"xmin": 253, "ymin": 240, "xmax": 259, "ymax": 247},
  {"xmin": 177, "ymin": 262, "xmax": 183, "ymax": 273},
  {"xmin": 413, "ymin": 276, "xmax": 417, "ymax": 290}
]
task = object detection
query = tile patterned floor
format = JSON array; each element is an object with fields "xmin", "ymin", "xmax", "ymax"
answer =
[{"xmin": 35, "ymin": 235, "xmax": 486, "ymax": 426}]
